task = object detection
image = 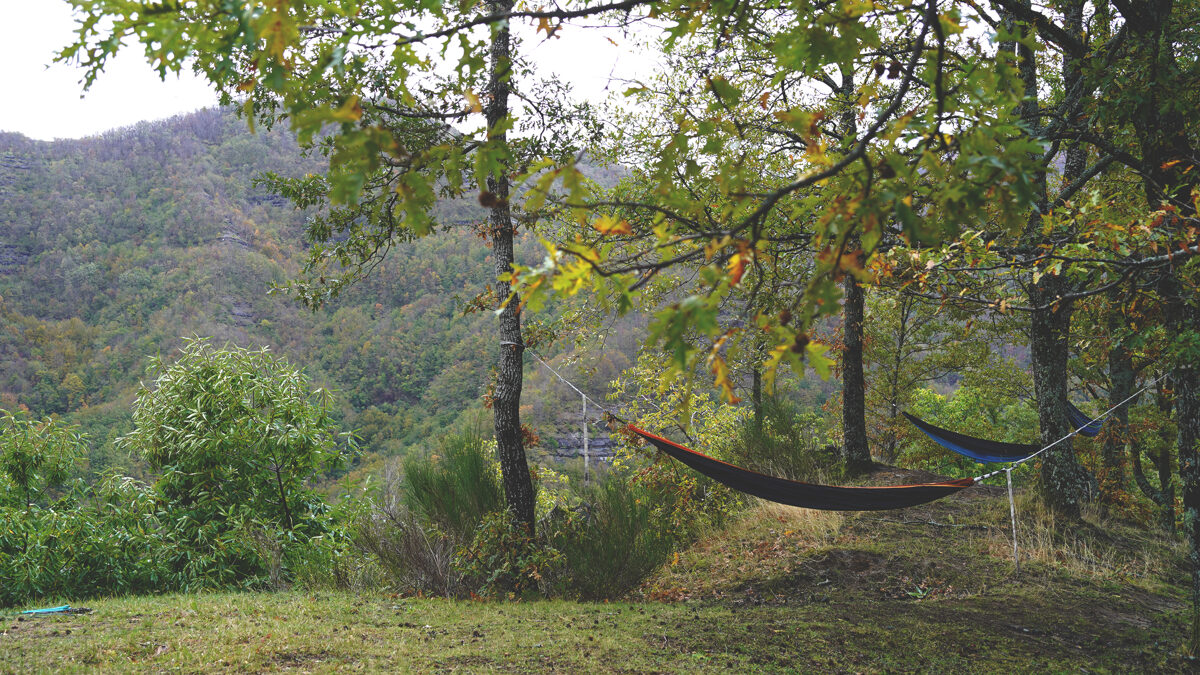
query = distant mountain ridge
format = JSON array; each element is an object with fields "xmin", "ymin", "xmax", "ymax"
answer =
[{"xmin": 0, "ymin": 107, "xmax": 588, "ymax": 474}]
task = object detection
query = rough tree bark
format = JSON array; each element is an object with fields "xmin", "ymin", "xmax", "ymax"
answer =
[
  {"xmin": 835, "ymin": 65, "xmax": 871, "ymax": 476},
  {"xmin": 1030, "ymin": 276, "xmax": 1094, "ymax": 515},
  {"xmin": 1019, "ymin": 0, "xmax": 1094, "ymax": 515},
  {"xmin": 1101, "ymin": 309, "xmax": 1133, "ymax": 496},
  {"xmin": 842, "ymin": 273, "xmax": 872, "ymax": 475},
  {"xmin": 485, "ymin": 0, "xmax": 536, "ymax": 531}
]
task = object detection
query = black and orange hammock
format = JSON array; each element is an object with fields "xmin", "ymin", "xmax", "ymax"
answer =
[{"xmin": 628, "ymin": 426, "xmax": 977, "ymax": 511}]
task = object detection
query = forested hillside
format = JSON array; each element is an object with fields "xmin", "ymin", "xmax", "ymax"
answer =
[{"xmin": 0, "ymin": 107, "xmax": 625, "ymax": 475}]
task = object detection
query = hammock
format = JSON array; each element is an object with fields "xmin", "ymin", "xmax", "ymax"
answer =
[
  {"xmin": 901, "ymin": 412, "xmax": 1038, "ymax": 464},
  {"xmin": 1067, "ymin": 402, "xmax": 1103, "ymax": 437},
  {"xmin": 904, "ymin": 399, "xmax": 1104, "ymax": 464},
  {"xmin": 629, "ymin": 426, "xmax": 976, "ymax": 511}
]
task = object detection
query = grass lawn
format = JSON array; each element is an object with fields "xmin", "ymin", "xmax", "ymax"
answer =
[{"xmin": 2, "ymin": 472, "xmax": 1192, "ymax": 672}]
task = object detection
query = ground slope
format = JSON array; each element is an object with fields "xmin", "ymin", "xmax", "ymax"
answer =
[{"xmin": 1, "ymin": 476, "xmax": 1189, "ymax": 673}]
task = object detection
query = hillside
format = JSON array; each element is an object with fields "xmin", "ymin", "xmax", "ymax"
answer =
[
  {"xmin": 0, "ymin": 108, "xmax": 637, "ymax": 474},
  {"xmin": 0, "ymin": 481, "xmax": 1187, "ymax": 672}
]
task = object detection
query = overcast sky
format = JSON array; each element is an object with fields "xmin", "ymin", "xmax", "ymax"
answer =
[
  {"xmin": 1, "ymin": 2, "xmax": 653, "ymax": 142},
  {"xmin": 0, "ymin": 3, "xmax": 218, "ymax": 141}
]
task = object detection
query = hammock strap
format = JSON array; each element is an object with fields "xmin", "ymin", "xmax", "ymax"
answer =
[{"xmin": 525, "ymin": 347, "xmax": 627, "ymax": 425}]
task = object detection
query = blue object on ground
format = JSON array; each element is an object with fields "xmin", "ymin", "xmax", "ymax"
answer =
[{"xmin": 20, "ymin": 605, "xmax": 72, "ymax": 614}]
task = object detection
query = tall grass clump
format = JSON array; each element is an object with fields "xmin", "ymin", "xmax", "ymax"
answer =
[
  {"xmin": 402, "ymin": 429, "xmax": 504, "ymax": 539},
  {"xmin": 971, "ymin": 490, "xmax": 1187, "ymax": 583}
]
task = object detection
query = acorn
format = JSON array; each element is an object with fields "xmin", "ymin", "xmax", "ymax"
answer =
[{"xmin": 790, "ymin": 333, "xmax": 810, "ymax": 353}]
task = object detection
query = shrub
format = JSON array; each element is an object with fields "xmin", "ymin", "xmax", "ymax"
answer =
[
  {"xmin": 119, "ymin": 337, "xmax": 353, "ymax": 586},
  {"xmin": 354, "ymin": 495, "xmax": 464, "ymax": 596},
  {"xmin": 287, "ymin": 494, "xmax": 383, "ymax": 592},
  {"xmin": 402, "ymin": 429, "xmax": 504, "ymax": 541},
  {"xmin": 0, "ymin": 474, "xmax": 173, "ymax": 608},
  {"xmin": 454, "ymin": 510, "xmax": 563, "ymax": 598},
  {"xmin": 0, "ymin": 410, "xmax": 84, "ymax": 508},
  {"xmin": 730, "ymin": 397, "xmax": 840, "ymax": 483},
  {"xmin": 551, "ymin": 478, "xmax": 677, "ymax": 600},
  {"xmin": 351, "ymin": 431, "xmax": 503, "ymax": 596}
]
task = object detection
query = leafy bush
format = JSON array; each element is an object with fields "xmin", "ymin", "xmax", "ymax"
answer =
[
  {"xmin": 454, "ymin": 510, "xmax": 563, "ymax": 598},
  {"xmin": 729, "ymin": 397, "xmax": 840, "ymax": 483},
  {"xmin": 551, "ymin": 478, "xmax": 677, "ymax": 600},
  {"xmin": 119, "ymin": 337, "xmax": 353, "ymax": 585},
  {"xmin": 0, "ymin": 410, "xmax": 84, "ymax": 508},
  {"xmin": 0, "ymin": 475, "xmax": 173, "ymax": 608},
  {"xmin": 287, "ymin": 495, "xmax": 383, "ymax": 592}
]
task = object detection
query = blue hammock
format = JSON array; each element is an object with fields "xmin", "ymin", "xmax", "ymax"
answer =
[
  {"xmin": 902, "ymin": 412, "xmax": 1039, "ymax": 464},
  {"xmin": 905, "ymin": 401, "xmax": 1105, "ymax": 464},
  {"xmin": 1067, "ymin": 402, "xmax": 1103, "ymax": 437}
]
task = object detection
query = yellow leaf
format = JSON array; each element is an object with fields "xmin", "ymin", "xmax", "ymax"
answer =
[
  {"xmin": 727, "ymin": 253, "xmax": 746, "ymax": 285},
  {"xmin": 704, "ymin": 235, "xmax": 731, "ymax": 261},
  {"xmin": 938, "ymin": 13, "xmax": 964, "ymax": 34},
  {"xmin": 708, "ymin": 346, "xmax": 741, "ymax": 404},
  {"xmin": 329, "ymin": 96, "xmax": 362, "ymax": 122},
  {"xmin": 592, "ymin": 214, "xmax": 631, "ymax": 235},
  {"xmin": 465, "ymin": 90, "xmax": 482, "ymax": 113}
]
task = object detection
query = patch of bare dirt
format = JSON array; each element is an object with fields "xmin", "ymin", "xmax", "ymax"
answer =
[{"xmin": 270, "ymin": 649, "xmax": 333, "ymax": 670}]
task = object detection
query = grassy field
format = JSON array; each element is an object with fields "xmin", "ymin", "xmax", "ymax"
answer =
[{"xmin": 2, "ymin": 472, "xmax": 1192, "ymax": 673}]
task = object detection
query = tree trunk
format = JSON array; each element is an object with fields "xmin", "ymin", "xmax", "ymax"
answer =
[
  {"xmin": 1030, "ymin": 276, "xmax": 1095, "ymax": 516},
  {"xmin": 1164, "ymin": 281, "xmax": 1200, "ymax": 652},
  {"xmin": 842, "ymin": 273, "xmax": 872, "ymax": 475},
  {"xmin": 1156, "ymin": 378, "xmax": 1177, "ymax": 532},
  {"xmin": 485, "ymin": 0, "xmax": 536, "ymax": 532},
  {"xmin": 1131, "ymin": 441, "xmax": 1173, "ymax": 532},
  {"xmin": 831, "ymin": 65, "xmax": 870, "ymax": 476},
  {"xmin": 1008, "ymin": 0, "xmax": 1094, "ymax": 515},
  {"xmin": 881, "ymin": 294, "xmax": 912, "ymax": 463},
  {"xmin": 273, "ymin": 464, "xmax": 294, "ymax": 531},
  {"xmin": 1115, "ymin": 0, "xmax": 1200, "ymax": 648},
  {"xmin": 1156, "ymin": 447, "xmax": 1177, "ymax": 533},
  {"xmin": 1101, "ymin": 316, "xmax": 1133, "ymax": 499},
  {"xmin": 1129, "ymin": 374, "xmax": 1174, "ymax": 532},
  {"xmin": 1161, "ymin": 272, "xmax": 1200, "ymax": 653}
]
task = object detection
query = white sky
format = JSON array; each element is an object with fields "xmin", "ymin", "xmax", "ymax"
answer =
[
  {"xmin": 0, "ymin": 2, "xmax": 218, "ymax": 141},
  {"xmin": 0, "ymin": 2, "xmax": 654, "ymax": 142}
]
